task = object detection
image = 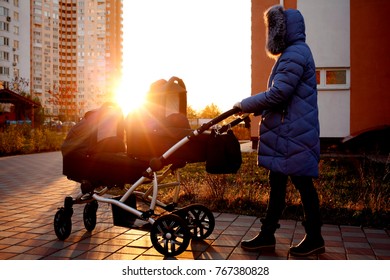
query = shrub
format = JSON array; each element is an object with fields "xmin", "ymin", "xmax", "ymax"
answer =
[
  {"xmin": 0, "ymin": 125, "xmax": 65, "ymax": 156},
  {"xmin": 0, "ymin": 125, "xmax": 25, "ymax": 154}
]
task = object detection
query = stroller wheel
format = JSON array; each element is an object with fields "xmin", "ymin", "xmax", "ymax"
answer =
[
  {"xmin": 150, "ymin": 214, "xmax": 190, "ymax": 257},
  {"xmin": 181, "ymin": 204, "xmax": 215, "ymax": 240},
  {"xmin": 83, "ymin": 200, "xmax": 98, "ymax": 232},
  {"xmin": 54, "ymin": 208, "xmax": 72, "ymax": 240}
]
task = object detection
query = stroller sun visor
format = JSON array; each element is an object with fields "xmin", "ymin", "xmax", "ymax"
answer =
[
  {"xmin": 146, "ymin": 76, "xmax": 187, "ymax": 119},
  {"xmin": 126, "ymin": 76, "xmax": 207, "ymax": 163}
]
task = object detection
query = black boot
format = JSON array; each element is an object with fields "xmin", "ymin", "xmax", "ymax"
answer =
[
  {"xmin": 289, "ymin": 223, "xmax": 325, "ymax": 257},
  {"xmin": 290, "ymin": 177, "xmax": 325, "ymax": 256},
  {"xmin": 241, "ymin": 220, "xmax": 280, "ymax": 252}
]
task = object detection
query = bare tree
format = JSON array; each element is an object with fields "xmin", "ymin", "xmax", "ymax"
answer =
[{"xmin": 47, "ymin": 83, "xmax": 78, "ymax": 121}]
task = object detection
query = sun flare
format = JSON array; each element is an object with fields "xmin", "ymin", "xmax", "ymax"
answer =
[{"xmin": 114, "ymin": 79, "xmax": 148, "ymax": 116}]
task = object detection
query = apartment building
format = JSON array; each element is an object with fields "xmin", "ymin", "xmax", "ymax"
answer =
[
  {"xmin": 32, "ymin": 0, "xmax": 122, "ymax": 120},
  {"xmin": 0, "ymin": 0, "xmax": 122, "ymax": 122},
  {"xmin": 0, "ymin": 0, "xmax": 29, "ymax": 90},
  {"xmin": 251, "ymin": 0, "xmax": 390, "ymax": 149}
]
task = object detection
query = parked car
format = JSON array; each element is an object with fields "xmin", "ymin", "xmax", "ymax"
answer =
[{"xmin": 62, "ymin": 121, "xmax": 76, "ymax": 129}]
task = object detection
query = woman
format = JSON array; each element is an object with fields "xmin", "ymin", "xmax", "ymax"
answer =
[{"xmin": 234, "ymin": 5, "xmax": 324, "ymax": 257}]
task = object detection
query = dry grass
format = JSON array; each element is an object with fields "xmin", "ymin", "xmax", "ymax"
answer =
[{"xmin": 172, "ymin": 152, "xmax": 390, "ymax": 228}]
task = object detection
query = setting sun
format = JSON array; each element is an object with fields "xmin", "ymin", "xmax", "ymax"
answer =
[{"xmin": 114, "ymin": 78, "xmax": 147, "ymax": 116}]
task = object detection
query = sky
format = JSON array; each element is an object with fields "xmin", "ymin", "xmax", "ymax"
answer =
[{"xmin": 119, "ymin": 0, "xmax": 251, "ymax": 114}]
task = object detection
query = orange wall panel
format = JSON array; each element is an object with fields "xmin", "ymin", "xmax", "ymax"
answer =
[
  {"xmin": 350, "ymin": 0, "xmax": 390, "ymax": 134},
  {"xmin": 284, "ymin": 0, "xmax": 297, "ymax": 9}
]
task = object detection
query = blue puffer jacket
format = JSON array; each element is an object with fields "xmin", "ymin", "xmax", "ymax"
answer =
[{"xmin": 241, "ymin": 6, "xmax": 320, "ymax": 177}]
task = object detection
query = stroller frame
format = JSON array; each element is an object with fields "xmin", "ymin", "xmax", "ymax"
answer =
[{"xmin": 54, "ymin": 108, "xmax": 248, "ymax": 257}]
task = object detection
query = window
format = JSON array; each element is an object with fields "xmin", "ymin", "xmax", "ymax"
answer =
[
  {"xmin": 0, "ymin": 66, "xmax": 10, "ymax": 75},
  {"xmin": 0, "ymin": 6, "xmax": 9, "ymax": 16},
  {"xmin": 0, "ymin": 21, "xmax": 9, "ymax": 31},
  {"xmin": 0, "ymin": 36, "xmax": 9, "ymax": 45},
  {"xmin": 326, "ymin": 70, "xmax": 346, "ymax": 85},
  {"xmin": 0, "ymin": 51, "xmax": 9, "ymax": 60},
  {"xmin": 316, "ymin": 68, "xmax": 350, "ymax": 90}
]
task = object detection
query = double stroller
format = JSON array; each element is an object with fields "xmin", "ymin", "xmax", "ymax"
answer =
[{"xmin": 54, "ymin": 77, "xmax": 249, "ymax": 257}]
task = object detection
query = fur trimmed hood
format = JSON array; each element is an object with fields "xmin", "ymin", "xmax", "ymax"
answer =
[{"xmin": 264, "ymin": 5, "xmax": 306, "ymax": 56}]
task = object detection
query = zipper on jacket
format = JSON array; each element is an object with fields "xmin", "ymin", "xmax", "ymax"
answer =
[{"xmin": 281, "ymin": 109, "xmax": 286, "ymax": 123}]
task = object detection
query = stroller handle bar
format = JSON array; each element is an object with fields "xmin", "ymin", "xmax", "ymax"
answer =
[
  {"xmin": 149, "ymin": 107, "xmax": 246, "ymax": 172},
  {"xmin": 196, "ymin": 107, "xmax": 241, "ymax": 134}
]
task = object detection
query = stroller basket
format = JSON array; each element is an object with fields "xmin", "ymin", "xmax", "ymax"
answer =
[{"xmin": 111, "ymin": 194, "xmax": 138, "ymax": 228}]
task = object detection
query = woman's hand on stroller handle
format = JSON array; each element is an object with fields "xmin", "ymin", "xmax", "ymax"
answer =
[
  {"xmin": 233, "ymin": 101, "xmax": 242, "ymax": 111},
  {"xmin": 233, "ymin": 101, "xmax": 244, "ymax": 116}
]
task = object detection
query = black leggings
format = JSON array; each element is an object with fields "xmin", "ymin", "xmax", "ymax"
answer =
[{"xmin": 264, "ymin": 171, "xmax": 322, "ymax": 229}]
